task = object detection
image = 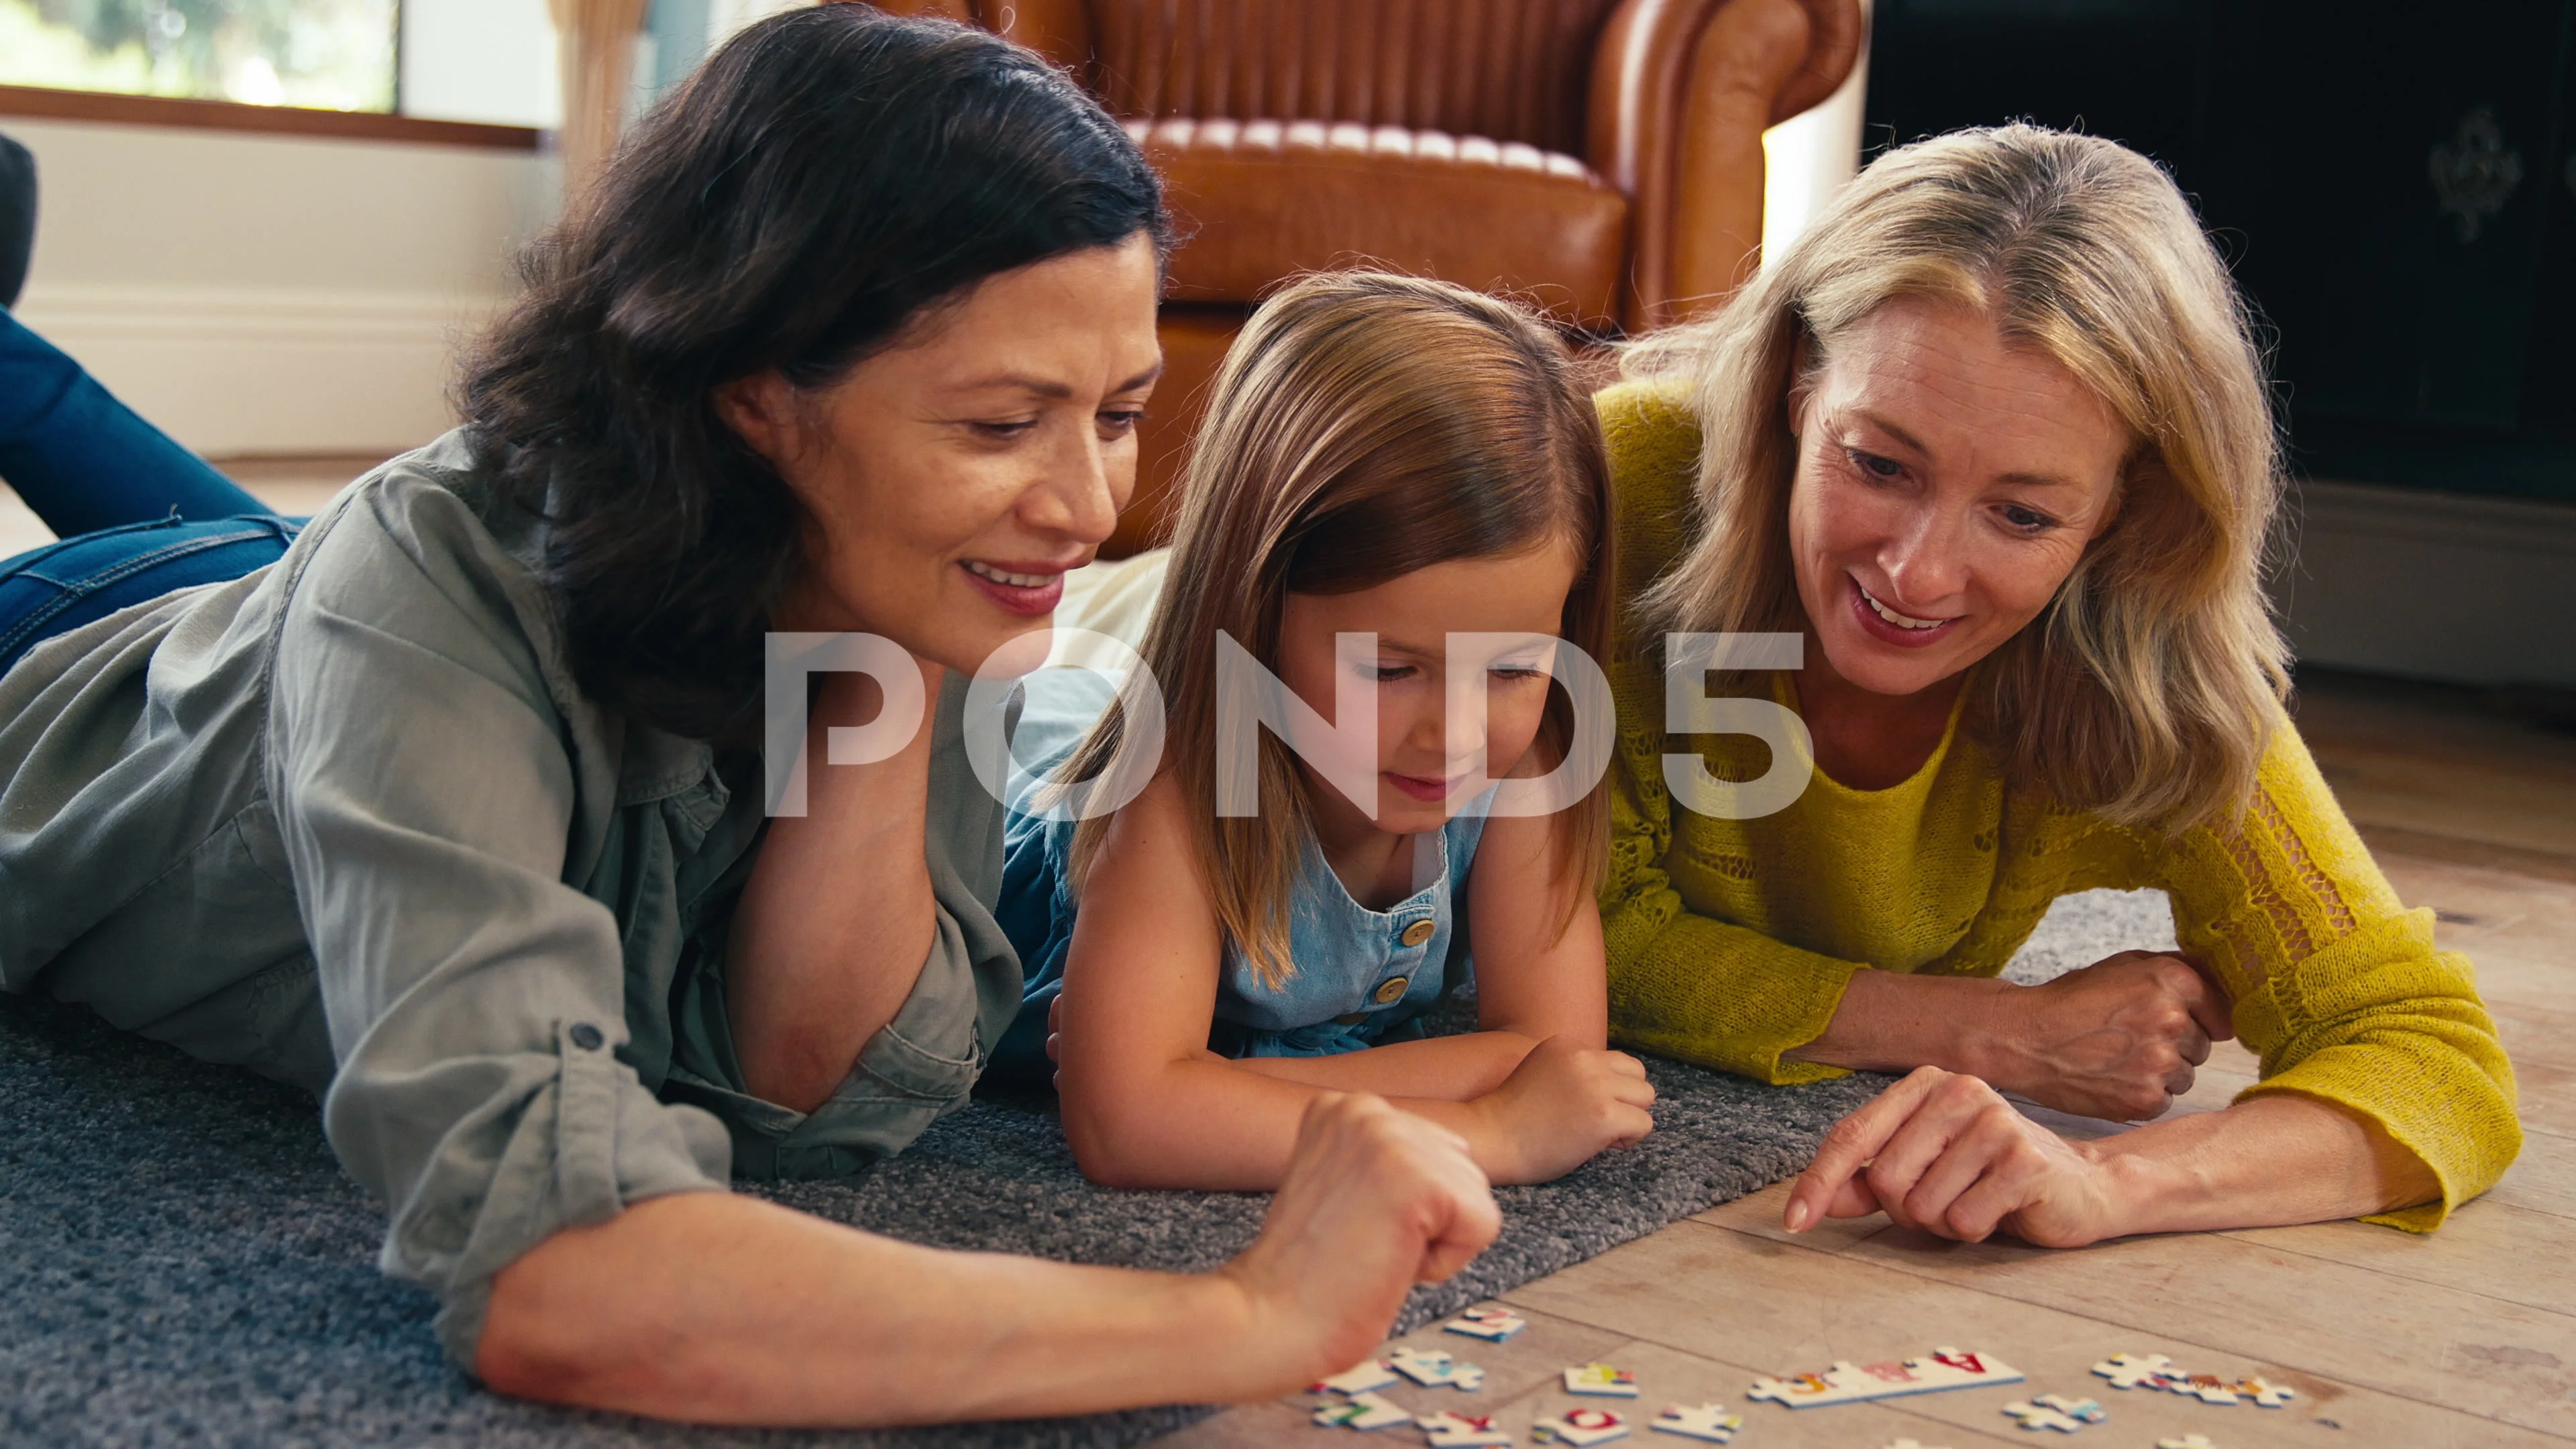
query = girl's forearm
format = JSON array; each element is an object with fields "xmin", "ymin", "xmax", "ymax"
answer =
[
  {"xmin": 2090, "ymin": 1092, "xmax": 2443, "ymax": 1237},
  {"xmin": 1232, "ymin": 1031, "xmax": 1540, "ymax": 1100},
  {"xmin": 1063, "ymin": 1057, "xmax": 1509, "ymax": 1190}
]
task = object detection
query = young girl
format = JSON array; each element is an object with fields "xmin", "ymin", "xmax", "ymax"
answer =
[{"xmin": 995, "ymin": 272, "xmax": 1656, "ymax": 1191}]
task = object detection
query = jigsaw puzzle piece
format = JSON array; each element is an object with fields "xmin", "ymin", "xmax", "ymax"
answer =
[
  {"xmin": 1748, "ymin": 1349, "xmax": 2021, "ymax": 1408},
  {"xmin": 1313, "ymin": 1359, "xmax": 1399, "ymax": 1395},
  {"xmin": 2000, "ymin": 1399, "xmax": 2087, "ymax": 1433},
  {"xmin": 1391, "ymin": 1346, "xmax": 1487, "ymax": 1391},
  {"xmin": 1646, "ymin": 1402, "xmax": 1741, "ymax": 1442},
  {"xmin": 1904, "ymin": 1348, "xmax": 2026, "ymax": 1391},
  {"xmin": 2239, "ymin": 1375, "xmax": 2294, "ymax": 1408},
  {"xmin": 2089, "ymin": 1352, "xmax": 2179, "ymax": 1391},
  {"xmin": 1311, "ymin": 1391, "xmax": 1413, "ymax": 1430},
  {"xmin": 2154, "ymin": 1437, "xmax": 2219, "ymax": 1449},
  {"xmin": 1418, "ymin": 1410, "xmax": 1513, "ymax": 1446},
  {"xmin": 1444, "ymin": 1307, "xmax": 1529, "ymax": 1342},
  {"xmin": 2169, "ymin": 1373, "xmax": 2241, "ymax": 1405},
  {"xmin": 2002, "ymin": 1391, "xmax": 2106, "ymax": 1432},
  {"xmin": 1532, "ymin": 1407, "xmax": 1630, "ymax": 1445},
  {"xmin": 1564, "ymin": 1363, "xmax": 1640, "ymax": 1397},
  {"xmin": 1880, "ymin": 1441, "xmax": 1957, "ymax": 1449}
]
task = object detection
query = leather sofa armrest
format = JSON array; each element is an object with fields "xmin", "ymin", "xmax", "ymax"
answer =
[
  {"xmin": 1589, "ymin": 0, "xmax": 1729, "ymax": 333},
  {"xmin": 1591, "ymin": 0, "xmax": 1864, "ymax": 330}
]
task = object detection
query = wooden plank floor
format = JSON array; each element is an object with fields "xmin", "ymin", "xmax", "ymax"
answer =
[{"xmin": 1163, "ymin": 671, "xmax": 2576, "ymax": 1448}]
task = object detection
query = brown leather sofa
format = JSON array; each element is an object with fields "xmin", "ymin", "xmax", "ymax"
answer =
[{"xmin": 861, "ymin": 0, "xmax": 1864, "ymax": 553}]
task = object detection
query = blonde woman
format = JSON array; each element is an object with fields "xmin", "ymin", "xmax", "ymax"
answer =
[{"xmin": 1603, "ymin": 125, "xmax": 2518, "ymax": 1245}]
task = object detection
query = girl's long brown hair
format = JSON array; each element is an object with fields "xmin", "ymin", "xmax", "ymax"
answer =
[{"xmin": 1062, "ymin": 271, "xmax": 1616, "ymax": 987}]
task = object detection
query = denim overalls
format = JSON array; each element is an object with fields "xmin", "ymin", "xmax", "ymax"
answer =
[{"xmin": 991, "ymin": 667, "xmax": 1488, "ymax": 1077}]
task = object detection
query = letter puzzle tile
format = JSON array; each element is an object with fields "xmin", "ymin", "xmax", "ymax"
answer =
[
  {"xmin": 1646, "ymin": 1402, "xmax": 1741, "ymax": 1442},
  {"xmin": 1418, "ymin": 1410, "xmax": 1513, "ymax": 1446},
  {"xmin": 1564, "ymin": 1363, "xmax": 1640, "ymax": 1397},
  {"xmin": 1312, "ymin": 1391, "xmax": 1412, "ymax": 1430},
  {"xmin": 1746, "ymin": 1347, "xmax": 2022, "ymax": 1407},
  {"xmin": 1533, "ymin": 1407, "xmax": 1630, "ymax": 1445},
  {"xmin": 1444, "ymin": 1306, "xmax": 1529, "ymax": 1342}
]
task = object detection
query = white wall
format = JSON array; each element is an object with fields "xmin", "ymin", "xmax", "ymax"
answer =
[{"xmin": 9, "ymin": 117, "xmax": 557, "ymax": 456}]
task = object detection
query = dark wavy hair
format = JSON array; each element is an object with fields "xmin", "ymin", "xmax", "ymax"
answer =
[{"xmin": 460, "ymin": 5, "xmax": 1169, "ymax": 738}]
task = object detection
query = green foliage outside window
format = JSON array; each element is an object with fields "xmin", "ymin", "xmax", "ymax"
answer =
[{"xmin": 0, "ymin": 0, "xmax": 397, "ymax": 112}]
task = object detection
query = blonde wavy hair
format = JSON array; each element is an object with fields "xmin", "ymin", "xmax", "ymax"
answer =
[
  {"xmin": 1623, "ymin": 124, "xmax": 2289, "ymax": 830},
  {"xmin": 1062, "ymin": 271, "xmax": 1616, "ymax": 987}
]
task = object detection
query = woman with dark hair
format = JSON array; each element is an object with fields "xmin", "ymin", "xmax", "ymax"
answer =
[{"xmin": 0, "ymin": 7, "xmax": 1497, "ymax": 1426}]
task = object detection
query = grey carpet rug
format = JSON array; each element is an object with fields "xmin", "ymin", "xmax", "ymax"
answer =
[{"xmin": 0, "ymin": 890, "xmax": 2171, "ymax": 1448}]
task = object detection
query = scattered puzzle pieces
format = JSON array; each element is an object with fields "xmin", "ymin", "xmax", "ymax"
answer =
[
  {"xmin": 1389, "ymin": 1346, "xmax": 1487, "ymax": 1393},
  {"xmin": 2155, "ymin": 1437, "xmax": 2218, "ymax": 1449},
  {"xmin": 2091, "ymin": 1352, "xmax": 2180, "ymax": 1391},
  {"xmin": 1564, "ymin": 1364, "xmax": 1640, "ymax": 1397},
  {"xmin": 1418, "ymin": 1410, "xmax": 1513, "ymax": 1446},
  {"xmin": 1312, "ymin": 1391, "xmax": 1412, "ymax": 1430},
  {"xmin": 2000, "ymin": 1393, "xmax": 2106, "ymax": 1432},
  {"xmin": 1646, "ymin": 1402, "xmax": 1741, "ymax": 1442},
  {"xmin": 2090, "ymin": 1352, "xmax": 2294, "ymax": 1408},
  {"xmin": 1444, "ymin": 1307, "xmax": 1529, "ymax": 1342},
  {"xmin": 1533, "ymin": 1407, "xmax": 1630, "ymax": 1445},
  {"xmin": 1745, "ymin": 1347, "xmax": 2025, "ymax": 1408}
]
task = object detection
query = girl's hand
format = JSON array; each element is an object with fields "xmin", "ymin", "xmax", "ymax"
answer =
[
  {"xmin": 1471, "ymin": 1036, "xmax": 1656, "ymax": 1183},
  {"xmin": 1982, "ymin": 951, "xmax": 2234, "ymax": 1122},
  {"xmin": 1220, "ymin": 1093, "xmax": 1501, "ymax": 1389},
  {"xmin": 1784, "ymin": 1067, "xmax": 2128, "ymax": 1248}
]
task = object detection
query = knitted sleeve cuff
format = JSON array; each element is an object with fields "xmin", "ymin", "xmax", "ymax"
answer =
[{"xmin": 1607, "ymin": 908, "xmax": 1867, "ymax": 1084}]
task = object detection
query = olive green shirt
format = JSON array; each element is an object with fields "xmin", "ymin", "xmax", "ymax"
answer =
[{"xmin": 0, "ymin": 431, "xmax": 1022, "ymax": 1368}]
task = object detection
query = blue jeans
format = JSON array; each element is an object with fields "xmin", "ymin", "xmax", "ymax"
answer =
[{"xmin": 0, "ymin": 311, "xmax": 292, "ymax": 672}]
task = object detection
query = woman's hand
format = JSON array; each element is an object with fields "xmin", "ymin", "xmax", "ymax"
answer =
[
  {"xmin": 1982, "ymin": 951, "xmax": 2235, "ymax": 1121},
  {"xmin": 1220, "ymin": 1093, "xmax": 1502, "ymax": 1388},
  {"xmin": 1784, "ymin": 1066, "xmax": 2129, "ymax": 1248},
  {"xmin": 1466, "ymin": 1036, "xmax": 1657, "ymax": 1184}
]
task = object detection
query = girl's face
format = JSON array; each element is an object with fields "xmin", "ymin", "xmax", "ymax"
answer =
[
  {"xmin": 1276, "ymin": 537, "xmax": 1585, "ymax": 839},
  {"xmin": 721, "ymin": 233, "xmax": 1165, "ymax": 676},
  {"xmin": 1787, "ymin": 297, "xmax": 2129, "ymax": 699}
]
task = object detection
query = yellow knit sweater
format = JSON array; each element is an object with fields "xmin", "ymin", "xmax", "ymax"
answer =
[{"xmin": 1595, "ymin": 382, "xmax": 2520, "ymax": 1230}]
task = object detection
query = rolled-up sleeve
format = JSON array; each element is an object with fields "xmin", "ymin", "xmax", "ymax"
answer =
[{"xmin": 265, "ymin": 484, "xmax": 730, "ymax": 1370}]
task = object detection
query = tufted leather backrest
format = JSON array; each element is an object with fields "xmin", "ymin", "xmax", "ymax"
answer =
[{"xmin": 1063, "ymin": 0, "xmax": 1628, "ymax": 155}]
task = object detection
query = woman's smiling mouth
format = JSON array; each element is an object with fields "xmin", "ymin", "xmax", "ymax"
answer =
[
  {"xmin": 1848, "ymin": 576, "xmax": 1960, "ymax": 647},
  {"xmin": 961, "ymin": 559, "xmax": 1069, "ymax": 616}
]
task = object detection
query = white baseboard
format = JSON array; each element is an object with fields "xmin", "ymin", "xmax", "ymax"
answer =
[
  {"xmin": 2275, "ymin": 479, "xmax": 2576, "ymax": 690},
  {"xmin": 13, "ymin": 283, "xmax": 510, "ymax": 458}
]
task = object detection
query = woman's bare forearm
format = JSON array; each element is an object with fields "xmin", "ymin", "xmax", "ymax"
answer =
[
  {"xmin": 2090, "ymin": 1092, "xmax": 2442, "ymax": 1236},
  {"xmin": 1784, "ymin": 968, "xmax": 2012, "ymax": 1075},
  {"xmin": 480, "ymin": 1191, "xmax": 1274, "ymax": 1426}
]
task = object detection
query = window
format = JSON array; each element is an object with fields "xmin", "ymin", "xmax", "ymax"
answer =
[{"xmin": 0, "ymin": 0, "xmax": 399, "ymax": 113}]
